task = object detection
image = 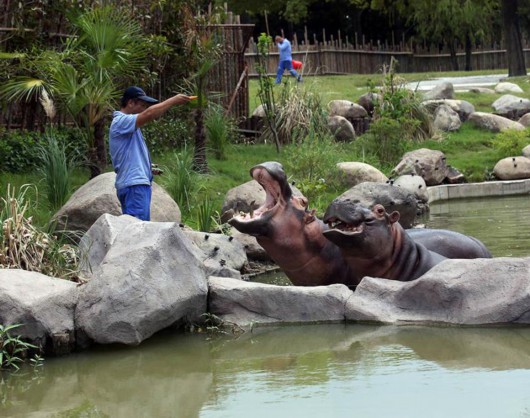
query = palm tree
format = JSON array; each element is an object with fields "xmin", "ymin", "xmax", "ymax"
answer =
[{"xmin": 1, "ymin": 6, "xmax": 149, "ymax": 178}]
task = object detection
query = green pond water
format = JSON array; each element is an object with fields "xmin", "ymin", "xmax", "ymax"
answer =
[{"xmin": 2, "ymin": 195, "xmax": 530, "ymax": 418}]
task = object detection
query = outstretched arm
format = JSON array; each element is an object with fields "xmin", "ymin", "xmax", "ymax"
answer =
[{"xmin": 136, "ymin": 94, "xmax": 191, "ymax": 128}]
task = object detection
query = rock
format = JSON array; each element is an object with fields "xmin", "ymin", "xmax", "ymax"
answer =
[
  {"xmin": 336, "ymin": 162, "xmax": 388, "ymax": 187},
  {"xmin": 493, "ymin": 156, "xmax": 530, "ymax": 180},
  {"xmin": 252, "ymin": 104, "xmax": 266, "ymax": 118},
  {"xmin": 491, "ymin": 94, "xmax": 530, "ymax": 120},
  {"xmin": 421, "ymin": 99, "xmax": 475, "ymax": 121},
  {"xmin": 423, "ymin": 81, "xmax": 455, "ymax": 100},
  {"xmin": 208, "ymin": 276, "xmax": 352, "ymax": 327},
  {"xmin": 79, "ymin": 213, "xmax": 140, "ymax": 278},
  {"xmin": 183, "ymin": 230, "xmax": 248, "ymax": 278},
  {"xmin": 53, "ymin": 172, "xmax": 181, "ymax": 235},
  {"xmin": 433, "ymin": 104, "xmax": 462, "ymax": 132},
  {"xmin": 495, "ymin": 82, "xmax": 524, "ymax": 94},
  {"xmin": 445, "ymin": 166, "xmax": 466, "ymax": 184},
  {"xmin": 392, "ymin": 174, "xmax": 429, "ymax": 205},
  {"xmin": 468, "ymin": 112, "xmax": 526, "ymax": 133},
  {"xmin": 229, "ymin": 228, "xmax": 270, "ymax": 261},
  {"xmin": 345, "ymin": 257, "xmax": 530, "ymax": 325},
  {"xmin": 357, "ymin": 92, "xmax": 380, "ymax": 116},
  {"xmin": 328, "ymin": 115, "xmax": 356, "ymax": 142},
  {"xmin": 0, "ymin": 269, "xmax": 79, "ymax": 354},
  {"xmin": 331, "ymin": 182, "xmax": 418, "ymax": 229},
  {"xmin": 75, "ymin": 221, "xmax": 208, "ymax": 346},
  {"xmin": 523, "ymin": 145, "xmax": 530, "ymax": 159},
  {"xmin": 519, "ymin": 113, "xmax": 530, "ymax": 127},
  {"xmin": 392, "ymin": 148, "xmax": 449, "ymax": 186},
  {"xmin": 469, "ymin": 87, "xmax": 496, "ymax": 94},
  {"xmin": 328, "ymin": 99, "xmax": 368, "ymax": 120}
]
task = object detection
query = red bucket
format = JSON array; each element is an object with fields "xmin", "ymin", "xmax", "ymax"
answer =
[{"xmin": 292, "ymin": 60, "xmax": 303, "ymax": 70}]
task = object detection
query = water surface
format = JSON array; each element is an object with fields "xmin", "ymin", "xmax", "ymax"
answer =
[{"xmin": 3, "ymin": 324, "xmax": 530, "ymax": 418}]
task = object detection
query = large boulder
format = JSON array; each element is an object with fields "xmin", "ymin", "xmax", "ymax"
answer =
[
  {"xmin": 495, "ymin": 82, "xmax": 524, "ymax": 94},
  {"xmin": 423, "ymin": 81, "xmax": 455, "ymax": 100},
  {"xmin": 328, "ymin": 115, "xmax": 356, "ymax": 142},
  {"xmin": 75, "ymin": 220, "xmax": 208, "ymax": 346},
  {"xmin": 345, "ymin": 257, "xmax": 530, "ymax": 325},
  {"xmin": 208, "ymin": 276, "xmax": 352, "ymax": 327},
  {"xmin": 421, "ymin": 99, "xmax": 475, "ymax": 121},
  {"xmin": 392, "ymin": 174, "xmax": 429, "ymax": 206},
  {"xmin": 392, "ymin": 148, "xmax": 449, "ymax": 186},
  {"xmin": 0, "ymin": 269, "xmax": 79, "ymax": 354},
  {"xmin": 433, "ymin": 104, "xmax": 462, "ymax": 132},
  {"xmin": 519, "ymin": 113, "xmax": 530, "ymax": 127},
  {"xmin": 336, "ymin": 162, "xmax": 388, "ymax": 187},
  {"xmin": 331, "ymin": 182, "xmax": 418, "ymax": 228},
  {"xmin": 228, "ymin": 228, "xmax": 270, "ymax": 262},
  {"xmin": 328, "ymin": 99, "xmax": 368, "ymax": 120},
  {"xmin": 493, "ymin": 156, "xmax": 530, "ymax": 180},
  {"xmin": 53, "ymin": 172, "xmax": 181, "ymax": 234},
  {"xmin": 468, "ymin": 112, "xmax": 526, "ymax": 133},
  {"xmin": 357, "ymin": 92, "xmax": 380, "ymax": 116},
  {"xmin": 491, "ymin": 94, "xmax": 530, "ymax": 120}
]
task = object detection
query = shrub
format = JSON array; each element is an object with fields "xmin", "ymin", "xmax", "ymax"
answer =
[
  {"xmin": 204, "ymin": 105, "xmax": 235, "ymax": 160},
  {"xmin": 142, "ymin": 108, "xmax": 194, "ymax": 154},
  {"xmin": 0, "ymin": 324, "xmax": 41, "ymax": 371},
  {"xmin": 491, "ymin": 128, "xmax": 530, "ymax": 157}
]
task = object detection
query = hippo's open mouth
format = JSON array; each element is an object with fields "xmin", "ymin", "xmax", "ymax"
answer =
[
  {"xmin": 324, "ymin": 217, "xmax": 364, "ymax": 235},
  {"xmin": 228, "ymin": 162, "xmax": 291, "ymax": 235}
]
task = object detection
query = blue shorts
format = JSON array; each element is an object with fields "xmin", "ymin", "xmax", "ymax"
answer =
[{"xmin": 117, "ymin": 184, "xmax": 152, "ymax": 221}]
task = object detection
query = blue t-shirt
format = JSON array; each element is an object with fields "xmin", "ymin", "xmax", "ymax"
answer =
[
  {"xmin": 277, "ymin": 39, "xmax": 292, "ymax": 62},
  {"xmin": 109, "ymin": 111, "xmax": 152, "ymax": 190}
]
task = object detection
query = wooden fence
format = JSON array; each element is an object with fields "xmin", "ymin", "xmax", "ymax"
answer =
[{"xmin": 245, "ymin": 30, "xmax": 530, "ymax": 76}]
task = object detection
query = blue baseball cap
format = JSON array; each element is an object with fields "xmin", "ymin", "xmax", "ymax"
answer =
[{"xmin": 122, "ymin": 86, "xmax": 159, "ymax": 104}]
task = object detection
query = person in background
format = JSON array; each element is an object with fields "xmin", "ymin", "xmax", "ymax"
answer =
[
  {"xmin": 275, "ymin": 35, "xmax": 302, "ymax": 84},
  {"xmin": 109, "ymin": 86, "xmax": 191, "ymax": 221}
]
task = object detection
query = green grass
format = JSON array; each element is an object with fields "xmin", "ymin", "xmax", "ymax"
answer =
[{"xmin": 2, "ymin": 70, "xmax": 529, "ymax": 230}]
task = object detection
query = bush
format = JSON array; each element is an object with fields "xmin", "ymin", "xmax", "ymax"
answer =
[
  {"xmin": 204, "ymin": 105, "xmax": 236, "ymax": 160},
  {"xmin": 0, "ymin": 127, "xmax": 87, "ymax": 174},
  {"xmin": 491, "ymin": 128, "xmax": 530, "ymax": 157},
  {"xmin": 142, "ymin": 108, "xmax": 193, "ymax": 154}
]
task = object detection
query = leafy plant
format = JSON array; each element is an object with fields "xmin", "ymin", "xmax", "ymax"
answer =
[
  {"xmin": 0, "ymin": 324, "xmax": 41, "ymax": 371},
  {"xmin": 0, "ymin": 184, "xmax": 81, "ymax": 280},
  {"xmin": 491, "ymin": 128, "xmax": 530, "ymax": 157},
  {"xmin": 196, "ymin": 196, "xmax": 216, "ymax": 232},
  {"xmin": 204, "ymin": 105, "xmax": 235, "ymax": 160},
  {"xmin": 161, "ymin": 145, "xmax": 203, "ymax": 216}
]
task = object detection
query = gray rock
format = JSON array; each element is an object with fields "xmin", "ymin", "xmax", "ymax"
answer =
[
  {"xmin": 519, "ymin": 113, "xmax": 530, "ymax": 127},
  {"xmin": 328, "ymin": 115, "xmax": 356, "ymax": 142},
  {"xmin": 392, "ymin": 148, "xmax": 449, "ymax": 186},
  {"xmin": 423, "ymin": 81, "xmax": 455, "ymax": 100},
  {"xmin": 469, "ymin": 87, "xmax": 496, "ymax": 94},
  {"xmin": 0, "ymin": 269, "xmax": 79, "ymax": 354},
  {"xmin": 328, "ymin": 99, "xmax": 368, "ymax": 120},
  {"xmin": 53, "ymin": 172, "xmax": 181, "ymax": 235},
  {"xmin": 433, "ymin": 104, "xmax": 462, "ymax": 132},
  {"xmin": 495, "ymin": 82, "xmax": 524, "ymax": 94},
  {"xmin": 336, "ymin": 162, "xmax": 388, "ymax": 187},
  {"xmin": 332, "ymin": 182, "xmax": 418, "ymax": 228},
  {"xmin": 357, "ymin": 92, "xmax": 380, "ymax": 116},
  {"xmin": 421, "ymin": 99, "xmax": 475, "ymax": 121},
  {"xmin": 75, "ymin": 221, "xmax": 208, "ymax": 346},
  {"xmin": 493, "ymin": 156, "xmax": 530, "ymax": 180},
  {"xmin": 392, "ymin": 174, "xmax": 429, "ymax": 204},
  {"xmin": 468, "ymin": 112, "xmax": 526, "ymax": 133},
  {"xmin": 345, "ymin": 257, "xmax": 530, "ymax": 325},
  {"xmin": 492, "ymin": 94, "xmax": 530, "ymax": 119},
  {"xmin": 523, "ymin": 145, "xmax": 530, "ymax": 159},
  {"xmin": 208, "ymin": 276, "xmax": 352, "ymax": 327},
  {"xmin": 228, "ymin": 228, "xmax": 270, "ymax": 261}
]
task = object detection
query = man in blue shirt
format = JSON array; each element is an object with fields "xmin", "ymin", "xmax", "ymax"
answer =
[
  {"xmin": 109, "ymin": 86, "xmax": 191, "ymax": 221},
  {"xmin": 275, "ymin": 35, "xmax": 302, "ymax": 84}
]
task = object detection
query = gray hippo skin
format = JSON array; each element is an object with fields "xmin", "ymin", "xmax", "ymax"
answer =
[
  {"xmin": 323, "ymin": 201, "xmax": 447, "ymax": 284},
  {"xmin": 407, "ymin": 228, "xmax": 492, "ymax": 258},
  {"xmin": 229, "ymin": 162, "xmax": 354, "ymax": 286}
]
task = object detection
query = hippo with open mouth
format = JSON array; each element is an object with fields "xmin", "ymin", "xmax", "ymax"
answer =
[
  {"xmin": 228, "ymin": 161, "xmax": 355, "ymax": 286},
  {"xmin": 323, "ymin": 202, "xmax": 447, "ymax": 283}
]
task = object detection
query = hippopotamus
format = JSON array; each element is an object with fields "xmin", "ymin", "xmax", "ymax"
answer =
[
  {"xmin": 323, "ymin": 202, "xmax": 447, "ymax": 284},
  {"xmin": 228, "ymin": 161, "xmax": 354, "ymax": 286}
]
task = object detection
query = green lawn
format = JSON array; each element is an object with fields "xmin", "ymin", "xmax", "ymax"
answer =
[{"xmin": 2, "ymin": 70, "xmax": 529, "ymax": 230}]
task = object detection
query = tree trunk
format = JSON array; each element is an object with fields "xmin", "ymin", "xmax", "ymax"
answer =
[
  {"xmin": 465, "ymin": 33, "xmax": 472, "ymax": 71},
  {"xmin": 193, "ymin": 107, "xmax": 208, "ymax": 173},
  {"xmin": 502, "ymin": 0, "xmax": 527, "ymax": 77},
  {"xmin": 449, "ymin": 41, "xmax": 459, "ymax": 71},
  {"xmin": 88, "ymin": 146, "xmax": 100, "ymax": 179}
]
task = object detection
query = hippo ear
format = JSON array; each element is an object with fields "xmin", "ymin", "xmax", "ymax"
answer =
[{"xmin": 388, "ymin": 211, "xmax": 400, "ymax": 224}]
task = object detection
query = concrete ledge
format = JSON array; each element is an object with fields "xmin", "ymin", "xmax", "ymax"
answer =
[{"xmin": 428, "ymin": 179, "xmax": 530, "ymax": 203}]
